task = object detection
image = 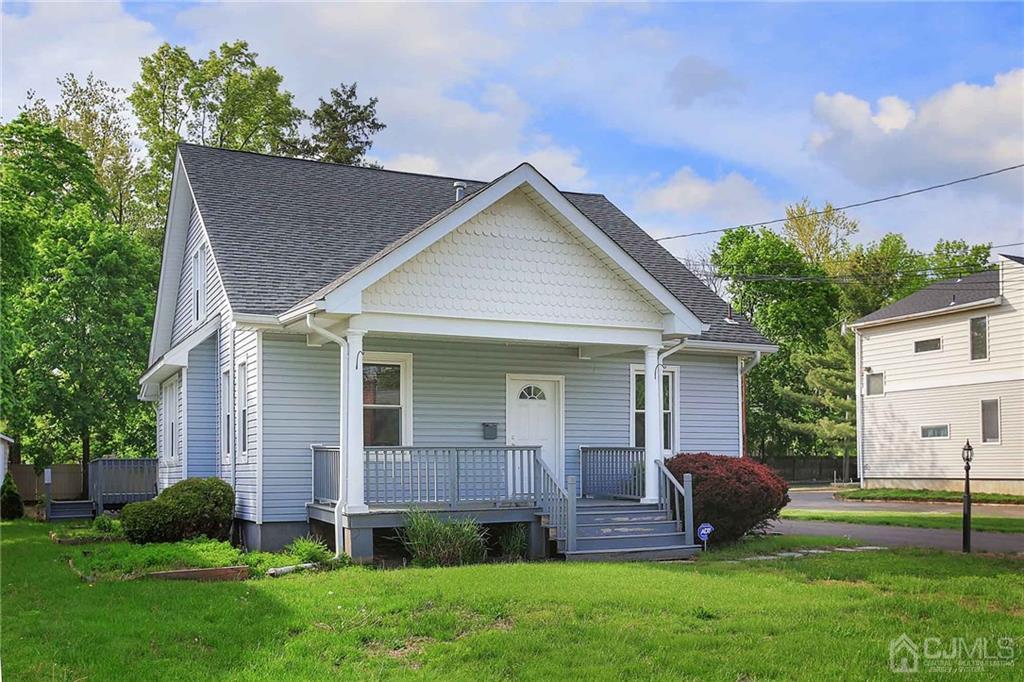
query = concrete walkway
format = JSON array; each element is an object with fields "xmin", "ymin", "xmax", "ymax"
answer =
[
  {"xmin": 788, "ymin": 490, "xmax": 1024, "ymax": 518},
  {"xmin": 772, "ymin": 519, "xmax": 1024, "ymax": 555}
]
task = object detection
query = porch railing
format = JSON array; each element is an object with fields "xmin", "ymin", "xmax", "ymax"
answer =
[
  {"xmin": 534, "ymin": 452, "xmax": 576, "ymax": 552},
  {"xmin": 655, "ymin": 459, "xmax": 694, "ymax": 545},
  {"xmin": 88, "ymin": 457, "xmax": 158, "ymax": 514},
  {"xmin": 580, "ymin": 446, "xmax": 645, "ymax": 499},
  {"xmin": 310, "ymin": 445, "xmax": 539, "ymax": 508}
]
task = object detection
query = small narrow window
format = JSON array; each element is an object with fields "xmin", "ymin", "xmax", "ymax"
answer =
[
  {"xmin": 518, "ymin": 384, "xmax": 546, "ymax": 400},
  {"xmin": 221, "ymin": 370, "xmax": 231, "ymax": 458},
  {"xmin": 970, "ymin": 317, "xmax": 987, "ymax": 360},
  {"xmin": 192, "ymin": 247, "xmax": 207, "ymax": 324},
  {"xmin": 163, "ymin": 378, "xmax": 178, "ymax": 460},
  {"xmin": 363, "ymin": 363, "xmax": 403, "ymax": 446},
  {"xmin": 981, "ymin": 400, "xmax": 1000, "ymax": 444},
  {"xmin": 914, "ymin": 338, "xmax": 941, "ymax": 353},
  {"xmin": 632, "ymin": 369, "xmax": 675, "ymax": 452},
  {"xmin": 237, "ymin": 362, "xmax": 248, "ymax": 455},
  {"xmin": 920, "ymin": 425, "xmax": 949, "ymax": 439},
  {"xmin": 866, "ymin": 372, "xmax": 884, "ymax": 396}
]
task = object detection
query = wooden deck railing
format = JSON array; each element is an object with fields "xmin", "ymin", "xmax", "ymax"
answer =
[
  {"xmin": 655, "ymin": 459, "xmax": 694, "ymax": 545},
  {"xmin": 311, "ymin": 445, "xmax": 341, "ymax": 504},
  {"xmin": 88, "ymin": 457, "xmax": 158, "ymax": 513},
  {"xmin": 580, "ymin": 446, "xmax": 645, "ymax": 499}
]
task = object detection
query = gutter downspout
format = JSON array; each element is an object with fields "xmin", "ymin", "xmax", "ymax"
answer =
[
  {"xmin": 739, "ymin": 350, "xmax": 762, "ymax": 376},
  {"xmin": 305, "ymin": 313, "xmax": 348, "ymax": 558}
]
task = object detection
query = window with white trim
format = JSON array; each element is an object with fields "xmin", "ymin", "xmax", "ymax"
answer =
[
  {"xmin": 221, "ymin": 369, "xmax": 231, "ymax": 461},
  {"xmin": 866, "ymin": 372, "xmax": 884, "ymax": 396},
  {"xmin": 237, "ymin": 362, "xmax": 248, "ymax": 457},
  {"xmin": 362, "ymin": 353, "xmax": 413, "ymax": 447},
  {"xmin": 969, "ymin": 316, "xmax": 987, "ymax": 360},
  {"xmin": 981, "ymin": 399, "xmax": 1000, "ymax": 444},
  {"xmin": 162, "ymin": 377, "xmax": 178, "ymax": 461},
  {"xmin": 920, "ymin": 424, "xmax": 949, "ymax": 439},
  {"xmin": 914, "ymin": 338, "xmax": 941, "ymax": 353},
  {"xmin": 192, "ymin": 246, "xmax": 207, "ymax": 324},
  {"xmin": 631, "ymin": 367, "xmax": 676, "ymax": 453}
]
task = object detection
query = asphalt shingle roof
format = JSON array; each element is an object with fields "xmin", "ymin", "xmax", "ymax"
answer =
[
  {"xmin": 178, "ymin": 144, "xmax": 770, "ymax": 345},
  {"xmin": 853, "ymin": 269, "xmax": 1000, "ymax": 326}
]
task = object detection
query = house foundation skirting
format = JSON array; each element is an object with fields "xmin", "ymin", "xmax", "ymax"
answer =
[
  {"xmin": 235, "ymin": 519, "xmax": 311, "ymax": 552},
  {"xmin": 864, "ymin": 478, "xmax": 1024, "ymax": 496}
]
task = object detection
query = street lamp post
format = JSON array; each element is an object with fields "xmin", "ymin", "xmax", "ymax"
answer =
[{"xmin": 962, "ymin": 439, "xmax": 974, "ymax": 554}]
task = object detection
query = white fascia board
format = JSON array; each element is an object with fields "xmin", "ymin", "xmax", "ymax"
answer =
[
  {"xmin": 347, "ymin": 312, "xmax": 663, "ymax": 347},
  {"xmin": 679, "ymin": 339, "xmax": 779, "ymax": 355},
  {"xmin": 233, "ymin": 313, "xmax": 284, "ymax": 329},
  {"xmin": 321, "ymin": 164, "xmax": 704, "ymax": 335},
  {"xmin": 139, "ymin": 315, "xmax": 221, "ymax": 389},
  {"xmin": 850, "ymin": 297, "xmax": 1001, "ymax": 330}
]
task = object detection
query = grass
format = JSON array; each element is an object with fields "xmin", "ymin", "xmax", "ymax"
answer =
[
  {"xmin": 3, "ymin": 520, "xmax": 1023, "ymax": 680},
  {"xmin": 837, "ymin": 487, "xmax": 1024, "ymax": 505},
  {"xmin": 782, "ymin": 508, "xmax": 1024, "ymax": 534}
]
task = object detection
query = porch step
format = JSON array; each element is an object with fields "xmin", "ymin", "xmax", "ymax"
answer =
[
  {"xmin": 575, "ymin": 510, "xmax": 668, "ymax": 524},
  {"xmin": 576, "ymin": 502, "xmax": 660, "ymax": 513},
  {"xmin": 564, "ymin": 544, "xmax": 700, "ymax": 562},
  {"xmin": 575, "ymin": 520, "xmax": 680, "ymax": 537},
  {"xmin": 560, "ymin": 532, "xmax": 690, "ymax": 552},
  {"xmin": 49, "ymin": 500, "xmax": 94, "ymax": 520}
]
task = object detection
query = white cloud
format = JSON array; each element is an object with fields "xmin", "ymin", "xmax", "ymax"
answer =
[
  {"xmin": 635, "ymin": 167, "xmax": 778, "ymax": 225},
  {"xmin": 1, "ymin": 1, "xmax": 161, "ymax": 119},
  {"xmin": 811, "ymin": 70, "xmax": 1024, "ymax": 199}
]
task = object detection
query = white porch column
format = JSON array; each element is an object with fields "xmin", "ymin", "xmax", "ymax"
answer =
[
  {"xmin": 344, "ymin": 329, "xmax": 368, "ymax": 513},
  {"xmin": 642, "ymin": 345, "xmax": 662, "ymax": 503},
  {"xmin": 333, "ymin": 339, "xmax": 348, "ymax": 555}
]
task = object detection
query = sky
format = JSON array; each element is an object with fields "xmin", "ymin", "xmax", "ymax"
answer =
[{"xmin": 3, "ymin": 1, "xmax": 1023, "ymax": 260}]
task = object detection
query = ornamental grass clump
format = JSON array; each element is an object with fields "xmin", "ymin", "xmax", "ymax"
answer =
[
  {"xmin": 497, "ymin": 523, "xmax": 529, "ymax": 561},
  {"xmin": 399, "ymin": 509, "xmax": 488, "ymax": 567},
  {"xmin": 284, "ymin": 535, "xmax": 332, "ymax": 565}
]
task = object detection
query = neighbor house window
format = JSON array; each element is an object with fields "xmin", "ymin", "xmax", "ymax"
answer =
[
  {"xmin": 162, "ymin": 378, "xmax": 178, "ymax": 461},
  {"xmin": 221, "ymin": 369, "xmax": 231, "ymax": 460},
  {"xmin": 914, "ymin": 338, "xmax": 941, "ymax": 353},
  {"xmin": 192, "ymin": 246, "xmax": 207, "ymax": 324},
  {"xmin": 631, "ymin": 367, "xmax": 675, "ymax": 453},
  {"xmin": 237, "ymin": 362, "xmax": 248, "ymax": 455},
  {"xmin": 920, "ymin": 424, "xmax": 949, "ymax": 439},
  {"xmin": 970, "ymin": 316, "xmax": 988, "ymax": 360},
  {"xmin": 866, "ymin": 372, "xmax": 884, "ymax": 396},
  {"xmin": 362, "ymin": 353, "xmax": 412, "ymax": 447},
  {"xmin": 981, "ymin": 399, "xmax": 1000, "ymax": 444}
]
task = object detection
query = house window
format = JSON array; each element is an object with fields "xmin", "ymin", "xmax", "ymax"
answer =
[
  {"xmin": 970, "ymin": 316, "xmax": 988, "ymax": 360},
  {"xmin": 920, "ymin": 424, "xmax": 949, "ymax": 439},
  {"xmin": 192, "ymin": 247, "xmax": 207, "ymax": 324},
  {"xmin": 162, "ymin": 378, "xmax": 178, "ymax": 461},
  {"xmin": 518, "ymin": 385, "xmax": 546, "ymax": 400},
  {"xmin": 363, "ymin": 354, "xmax": 412, "ymax": 447},
  {"xmin": 914, "ymin": 338, "xmax": 941, "ymax": 353},
  {"xmin": 631, "ymin": 368, "xmax": 675, "ymax": 453},
  {"xmin": 981, "ymin": 399, "xmax": 1000, "ymax": 444},
  {"xmin": 866, "ymin": 372, "xmax": 884, "ymax": 396},
  {"xmin": 221, "ymin": 369, "xmax": 231, "ymax": 460},
  {"xmin": 237, "ymin": 362, "xmax": 248, "ymax": 456}
]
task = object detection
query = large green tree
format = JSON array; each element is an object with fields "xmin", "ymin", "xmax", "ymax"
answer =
[
  {"xmin": 781, "ymin": 198, "xmax": 859, "ymax": 270},
  {"xmin": 288, "ymin": 82, "xmax": 385, "ymax": 165}
]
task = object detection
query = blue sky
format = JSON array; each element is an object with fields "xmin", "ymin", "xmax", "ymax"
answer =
[{"xmin": 4, "ymin": 2, "xmax": 1022, "ymax": 258}]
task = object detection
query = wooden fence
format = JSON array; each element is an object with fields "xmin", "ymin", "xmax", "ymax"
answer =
[
  {"xmin": 9, "ymin": 464, "xmax": 82, "ymax": 502},
  {"xmin": 760, "ymin": 455, "xmax": 858, "ymax": 483}
]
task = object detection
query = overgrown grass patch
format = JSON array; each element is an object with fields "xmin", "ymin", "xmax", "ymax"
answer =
[
  {"xmin": 837, "ymin": 487, "xmax": 1024, "ymax": 505},
  {"xmin": 782, "ymin": 508, "xmax": 1024, "ymax": 534}
]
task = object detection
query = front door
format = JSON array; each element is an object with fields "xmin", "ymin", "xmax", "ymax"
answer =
[{"xmin": 506, "ymin": 376, "xmax": 562, "ymax": 478}]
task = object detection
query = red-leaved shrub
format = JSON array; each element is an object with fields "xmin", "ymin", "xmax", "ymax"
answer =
[{"xmin": 665, "ymin": 453, "xmax": 789, "ymax": 543}]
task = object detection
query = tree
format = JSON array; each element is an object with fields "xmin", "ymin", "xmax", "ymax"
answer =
[
  {"xmin": 17, "ymin": 203, "xmax": 157, "ymax": 495},
  {"xmin": 22, "ymin": 74, "xmax": 143, "ymax": 232},
  {"xmin": 838, "ymin": 234, "xmax": 928, "ymax": 320},
  {"xmin": 782, "ymin": 198, "xmax": 859, "ymax": 270},
  {"xmin": 928, "ymin": 239, "xmax": 992, "ymax": 279},
  {"xmin": 291, "ymin": 82, "xmax": 385, "ymax": 165}
]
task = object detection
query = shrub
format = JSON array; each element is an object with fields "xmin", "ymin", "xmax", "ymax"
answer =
[
  {"xmin": 92, "ymin": 514, "xmax": 120, "ymax": 534},
  {"xmin": 665, "ymin": 453, "xmax": 789, "ymax": 543},
  {"xmin": 1, "ymin": 472, "xmax": 25, "ymax": 520},
  {"xmin": 497, "ymin": 523, "xmax": 528, "ymax": 560},
  {"xmin": 399, "ymin": 509, "xmax": 488, "ymax": 567},
  {"xmin": 122, "ymin": 478, "xmax": 235, "ymax": 544},
  {"xmin": 285, "ymin": 535, "xmax": 332, "ymax": 564}
]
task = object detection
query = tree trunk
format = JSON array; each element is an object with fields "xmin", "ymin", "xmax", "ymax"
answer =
[{"xmin": 81, "ymin": 429, "xmax": 91, "ymax": 499}]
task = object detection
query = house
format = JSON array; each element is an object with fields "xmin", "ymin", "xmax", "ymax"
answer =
[
  {"xmin": 851, "ymin": 255, "xmax": 1024, "ymax": 495},
  {"xmin": 138, "ymin": 144, "xmax": 776, "ymax": 561}
]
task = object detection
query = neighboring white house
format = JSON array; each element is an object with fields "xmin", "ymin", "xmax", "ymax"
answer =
[
  {"xmin": 0, "ymin": 433, "xmax": 12, "ymax": 483},
  {"xmin": 852, "ymin": 255, "xmax": 1024, "ymax": 495},
  {"xmin": 139, "ymin": 144, "xmax": 775, "ymax": 560}
]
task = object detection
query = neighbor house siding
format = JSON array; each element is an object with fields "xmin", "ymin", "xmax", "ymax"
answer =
[
  {"xmin": 185, "ymin": 335, "xmax": 218, "ymax": 478},
  {"xmin": 256, "ymin": 335, "xmax": 743, "ymax": 520}
]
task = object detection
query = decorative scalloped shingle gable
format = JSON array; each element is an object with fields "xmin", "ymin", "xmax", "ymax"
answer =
[{"xmin": 363, "ymin": 190, "xmax": 664, "ymax": 328}]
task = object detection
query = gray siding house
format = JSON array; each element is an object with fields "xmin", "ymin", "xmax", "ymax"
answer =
[{"xmin": 140, "ymin": 145, "xmax": 775, "ymax": 561}]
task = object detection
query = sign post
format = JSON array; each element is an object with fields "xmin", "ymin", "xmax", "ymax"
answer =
[{"xmin": 697, "ymin": 522, "xmax": 715, "ymax": 552}]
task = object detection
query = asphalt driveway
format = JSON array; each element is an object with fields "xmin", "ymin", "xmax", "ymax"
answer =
[
  {"xmin": 772, "ymin": 519, "xmax": 1024, "ymax": 555},
  {"xmin": 788, "ymin": 489, "xmax": 1024, "ymax": 518}
]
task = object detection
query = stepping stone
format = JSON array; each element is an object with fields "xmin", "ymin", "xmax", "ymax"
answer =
[
  {"xmin": 834, "ymin": 548, "xmax": 859, "ymax": 552},
  {"xmin": 743, "ymin": 555, "xmax": 779, "ymax": 561},
  {"xmin": 855, "ymin": 546, "xmax": 888, "ymax": 551},
  {"xmin": 775, "ymin": 552, "xmax": 804, "ymax": 558},
  {"xmin": 802, "ymin": 549, "xmax": 831, "ymax": 554}
]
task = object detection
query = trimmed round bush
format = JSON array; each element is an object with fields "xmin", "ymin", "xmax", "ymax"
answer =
[
  {"xmin": 1, "ymin": 471, "xmax": 25, "ymax": 520},
  {"xmin": 121, "ymin": 478, "xmax": 234, "ymax": 544},
  {"xmin": 665, "ymin": 453, "xmax": 789, "ymax": 543}
]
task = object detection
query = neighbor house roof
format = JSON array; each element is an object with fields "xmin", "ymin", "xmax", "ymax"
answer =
[
  {"xmin": 853, "ymin": 269, "xmax": 1000, "ymax": 327},
  {"xmin": 176, "ymin": 144, "xmax": 770, "ymax": 345}
]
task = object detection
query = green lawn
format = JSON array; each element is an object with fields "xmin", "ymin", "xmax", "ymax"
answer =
[
  {"xmin": 837, "ymin": 488, "xmax": 1024, "ymax": 505},
  {"xmin": 3, "ymin": 520, "xmax": 1022, "ymax": 680},
  {"xmin": 782, "ymin": 508, "xmax": 1024, "ymax": 534}
]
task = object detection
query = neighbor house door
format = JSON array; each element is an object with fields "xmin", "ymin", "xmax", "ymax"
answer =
[{"xmin": 506, "ymin": 375, "xmax": 563, "ymax": 480}]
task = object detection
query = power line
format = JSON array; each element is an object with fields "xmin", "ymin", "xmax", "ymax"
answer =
[{"xmin": 655, "ymin": 164, "xmax": 1024, "ymax": 242}]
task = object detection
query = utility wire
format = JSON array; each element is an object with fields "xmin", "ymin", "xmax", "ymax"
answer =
[{"xmin": 654, "ymin": 164, "xmax": 1024, "ymax": 242}]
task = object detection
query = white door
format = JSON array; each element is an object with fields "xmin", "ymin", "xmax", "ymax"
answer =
[{"xmin": 507, "ymin": 376, "xmax": 562, "ymax": 477}]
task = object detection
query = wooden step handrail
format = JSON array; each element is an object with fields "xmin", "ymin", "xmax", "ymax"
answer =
[
  {"xmin": 654, "ymin": 459, "xmax": 694, "ymax": 545},
  {"xmin": 533, "ymin": 452, "xmax": 576, "ymax": 552}
]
